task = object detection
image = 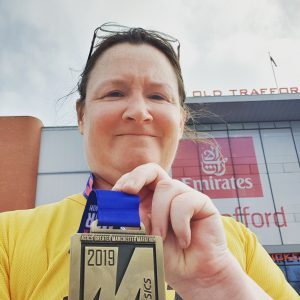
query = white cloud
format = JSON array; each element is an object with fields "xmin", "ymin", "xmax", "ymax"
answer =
[{"xmin": 1, "ymin": 0, "xmax": 299, "ymax": 125}]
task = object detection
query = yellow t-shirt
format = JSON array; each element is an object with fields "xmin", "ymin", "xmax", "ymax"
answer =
[{"xmin": 0, "ymin": 194, "xmax": 298, "ymax": 299}]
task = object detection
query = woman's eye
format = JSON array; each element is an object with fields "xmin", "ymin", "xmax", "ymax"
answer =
[
  {"xmin": 149, "ymin": 94, "xmax": 166, "ymax": 101},
  {"xmin": 106, "ymin": 91, "xmax": 124, "ymax": 97}
]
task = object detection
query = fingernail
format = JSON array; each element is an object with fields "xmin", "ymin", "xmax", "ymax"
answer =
[
  {"xmin": 112, "ymin": 182, "xmax": 123, "ymax": 191},
  {"xmin": 123, "ymin": 179, "xmax": 136, "ymax": 188}
]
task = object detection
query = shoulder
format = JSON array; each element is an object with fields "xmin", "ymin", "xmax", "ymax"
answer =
[
  {"xmin": 0, "ymin": 194, "xmax": 86, "ymax": 299},
  {"xmin": 221, "ymin": 215, "xmax": 252, "ymax": 242},
  {"xmin": 221, "ymin": 216, "xmax": 247, "ymax": 268},
  {"xmin": 1, "ymin": 193, "xmax": 85, "ymax": 221},
  {"xmin": 221, "ymin": 216, "xmax": 262, "ymax": 270},
  {"xmin": 221, "ymin": 217, "xmax": 299, "ymax": 298},
  {"xmin": 0, "ymin": 194, "xmax": 86, "ymax": 242},
  {"xmin": 221, "ymin": 216, "xmax": 269, "ymax": 258}
]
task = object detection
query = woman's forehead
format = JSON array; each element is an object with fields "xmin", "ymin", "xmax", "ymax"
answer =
[
  {"xmin": 87, "ymin": 43, "xmax": 179, "ymax": 90},
  {"xmin": 93, "ymin": 43, "xmax": 175, "ymax": 71}
]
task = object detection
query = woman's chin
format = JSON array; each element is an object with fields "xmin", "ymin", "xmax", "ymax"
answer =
[{"xmin": 119, "ymin": 152, "xmax": 160, "ymax": 171}]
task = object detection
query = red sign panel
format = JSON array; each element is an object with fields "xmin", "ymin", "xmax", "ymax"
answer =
[{"xmin": 172, "ymin": 137, "xmax": 263, "ymax": 198}]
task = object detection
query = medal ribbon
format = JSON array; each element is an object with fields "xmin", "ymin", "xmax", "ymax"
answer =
[
  {"xmin": 78, "ymin": 174, "xmax": 140, "ymax": 232},
  {"xmin": 94, "ymin": 190, "xmax": 140, "ymax": 227}
]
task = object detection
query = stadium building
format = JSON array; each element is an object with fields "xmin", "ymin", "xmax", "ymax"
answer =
[{"xmin": 1, "ymin": 90, "xmax": 300, "ymax": 294}]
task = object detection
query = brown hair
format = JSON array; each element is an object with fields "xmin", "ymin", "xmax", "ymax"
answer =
[{"xmin": 77, "ymin": 27, "xmax": 186, "ymax": 106}]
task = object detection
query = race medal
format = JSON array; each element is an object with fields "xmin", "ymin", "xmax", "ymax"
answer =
[{"xmin": 69, "ymin": 190, "xmax": 166, "ymax": 300}]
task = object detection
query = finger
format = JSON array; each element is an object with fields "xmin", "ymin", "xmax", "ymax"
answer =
[
  {"xmin": 151, "ymin": 179, "xmax": 189, "ymax": 240},
  {"xmin": 169, "ymin": 192, "xmax": 194, "ymax": 248},
  {"xmin": 170, "ymin": 192, "xmax": 218, "ymax": 249},
  {"xmin": 112, "ymin": 163, "xmax": 169, "ymax": 194}
]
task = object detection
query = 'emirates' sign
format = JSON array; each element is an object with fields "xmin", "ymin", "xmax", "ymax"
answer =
[{"xmin": 172, "ymin": 137, "xmax": 263, "ymax": 199}]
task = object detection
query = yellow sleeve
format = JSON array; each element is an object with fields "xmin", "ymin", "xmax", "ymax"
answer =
[
  {"xmin": 0, "ymin": 213, "xmax": 11, "ymax": 300},
  {"xmin": 224, "ymin": 217, "xmax": 299, "ymax": 299},
  {"xmin": 245, "ymin": 228, "xmax": 299, "ymax": 299}
]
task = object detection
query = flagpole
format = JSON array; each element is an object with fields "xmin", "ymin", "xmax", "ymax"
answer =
[{"xmin": 268, "ymin": 51, "xmax": 278, "ymax": 89}]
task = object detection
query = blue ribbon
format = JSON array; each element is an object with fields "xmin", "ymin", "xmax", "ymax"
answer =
[
  {"xmin": 78, "ymin": 174, "xmax": 141, "ymax": 232},
  {"xmin": 93, "ymin": 190, "xmax": 140, "ymax": 227}
]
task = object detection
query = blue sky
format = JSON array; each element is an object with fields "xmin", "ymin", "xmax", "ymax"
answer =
[{"xmin": 1, "ymin": 0, "xmax": 299, "ymax": 126}]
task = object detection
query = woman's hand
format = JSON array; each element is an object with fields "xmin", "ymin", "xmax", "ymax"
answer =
[{"xmin": 112, "ymin": 163, "xmax": 272, "ymax": 300}]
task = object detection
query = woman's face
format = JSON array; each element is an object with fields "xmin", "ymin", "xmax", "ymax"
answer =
[{"xmin": 77, "ymin": 43, "xmax": 184, "ymax": 188}]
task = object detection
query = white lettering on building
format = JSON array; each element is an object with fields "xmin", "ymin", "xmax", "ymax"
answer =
[
  {"xmin": 181, "ymin": 176, "xmax": 253, "ymax": 191},
  {"xmin": 201, "ymin": 145, "xmax": 227, "ymax": 176}
]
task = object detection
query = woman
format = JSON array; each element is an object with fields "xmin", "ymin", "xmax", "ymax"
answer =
[{"xmin": 0, "ymin": 24, "xmax": 298, "ymax": 300}]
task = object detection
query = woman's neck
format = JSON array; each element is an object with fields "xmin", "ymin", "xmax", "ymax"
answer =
[{"xmin": 92, "ymin": 174, "xmax": 114, "ymax": 190}]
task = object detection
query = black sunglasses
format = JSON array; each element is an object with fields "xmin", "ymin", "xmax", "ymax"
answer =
[{"xmin": 86, "ymin": 22, "xmax": 181, "ymax": 66}]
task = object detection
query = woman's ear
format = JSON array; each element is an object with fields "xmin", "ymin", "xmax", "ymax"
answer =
[{"xmin": 76, "ymin": 100, "xmax": 85, "ymax": 135}]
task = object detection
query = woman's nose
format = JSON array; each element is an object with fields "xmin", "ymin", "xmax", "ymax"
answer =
[{"xmin": 122, "ymin": 96, "xmax": 153, "ymax": 123}]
